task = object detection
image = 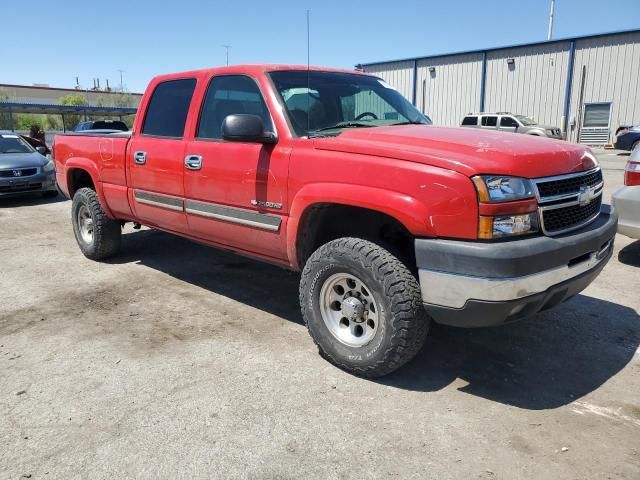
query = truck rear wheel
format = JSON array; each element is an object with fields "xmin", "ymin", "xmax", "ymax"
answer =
[
  {"xmin": 71, "ymin": 187, "xmax": 121, "ymax": 260},
  {"xmin": 300, "ymin": 238, "xmax": 430, "ymax": 377}
]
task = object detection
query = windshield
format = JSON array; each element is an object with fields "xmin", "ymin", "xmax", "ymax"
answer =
[
  {"xmin": 0, "ymin": 134, "xmax": 34, "ymax": 154},
  {"xmin": 515, "ymin": 115, "xmax": 538, "ymax": 126},
  {"xmin": 269, "ymin": 71, "xmax": 431, "ymax": 137}
]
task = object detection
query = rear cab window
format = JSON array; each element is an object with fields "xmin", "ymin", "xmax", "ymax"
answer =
[
  {"xmin": 462, "ymin": 116, "xmax": 478, "ymax": 126},
  {"xmin": 142, "ymin": 78, "xmax": 197, "ymax": 138}
]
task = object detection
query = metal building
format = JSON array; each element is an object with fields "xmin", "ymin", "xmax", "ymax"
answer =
[{"xmin": 360, "ymin": 29, "xmax": 640, "ymax": 145}]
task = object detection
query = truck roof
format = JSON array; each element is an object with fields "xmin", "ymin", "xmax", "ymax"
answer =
[{"xmin": 150, "ymin": 64, "xmax": 371, "ymax": 83}]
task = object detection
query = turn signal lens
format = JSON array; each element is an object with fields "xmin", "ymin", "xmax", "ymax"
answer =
[{"xmin": 478, "ymin": 213, "xmax": 539, "ymax": 239}]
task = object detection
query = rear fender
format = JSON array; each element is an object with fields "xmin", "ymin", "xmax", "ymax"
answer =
[{"xmin": 65, "ymin": 158, "xmax": 115, "ymax": 219}]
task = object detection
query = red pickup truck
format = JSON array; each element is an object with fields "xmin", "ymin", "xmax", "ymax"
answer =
[{"xmin": 54, "ymin": 65, "xmax": 617, "ymax": 377}]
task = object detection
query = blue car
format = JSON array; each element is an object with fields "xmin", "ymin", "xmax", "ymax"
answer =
[
  {"xmin": 0, "ymin": 131, "xmax": 57, "ymax": 198},
  {"xmin": 614, "ymin": 125, "xmax": 640, "ymax": 151}
]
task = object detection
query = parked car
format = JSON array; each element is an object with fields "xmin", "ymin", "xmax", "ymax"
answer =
[
  {"xmin": 53, "ymin": 65, "xmax": 616, "ymax": 377},
  {"xmin": 74, "ymin": 120, "xmax": 128, "ymax": 132},
  {"xmin": 613, "ymin": 125, "xmax": 640, "ymax": 151},
  {"xmin": 461, "ymin": 112, "xmax": 563, "ymax": 139},
  {"xmin": 0, "ymin": 131, "xmax": 57, "ymax": 197},
  {"xmin": 612, "ymin": 148, "xmax": 640, "ymax": 239}
]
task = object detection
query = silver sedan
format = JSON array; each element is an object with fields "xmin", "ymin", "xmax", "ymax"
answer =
[{"xmin": 612, "ymin": 146, "xmax": 640, "ymax": 239}]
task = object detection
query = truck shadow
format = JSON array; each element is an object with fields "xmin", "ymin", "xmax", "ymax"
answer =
[
  {"xmin": 0, "ymin": 194, "xmax": 67, "ymax": 208},
  {"xmin": 110, "ymin": 228, "xmax": 640, "ymax": 411},
  {"xmin": 618, "ymin": 240, "xmax": 640, "ymax": 267}
]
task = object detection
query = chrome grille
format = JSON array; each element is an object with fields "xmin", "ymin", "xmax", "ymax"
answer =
[{"xmin": 533, "ymin": 167, "xmax": 604, "ymax": 236}]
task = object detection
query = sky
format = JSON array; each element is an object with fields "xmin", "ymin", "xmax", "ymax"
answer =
[{"xmin": 3, "ymin": 0, "xmax": 639, "ymax": 93}]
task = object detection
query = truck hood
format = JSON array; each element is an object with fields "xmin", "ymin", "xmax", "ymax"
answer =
[
  {"xmin": 0, "ymin": 152, "xmax": 49, "ymax": 170},
  {"xmin": 313, "ymin": 125, "xmax": 597, "ymax": 178}
]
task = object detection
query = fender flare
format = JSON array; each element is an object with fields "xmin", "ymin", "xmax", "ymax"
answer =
[
  {"xmin": 286, "ymin": 183, "xmax": 434, "ymax": 268},
  {"xmin": 65, "ymin": 158, "xmax": 115, "ymax": 219}
]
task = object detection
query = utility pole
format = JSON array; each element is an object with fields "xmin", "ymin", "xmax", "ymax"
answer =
[
  {"xmin": 547, "ymin": 0, "xmax": 555, "ymax": 40},
  {"xmin": 222, "ymin": 45, "xmax": 231, "ymax": 66},
  {"xmin": 117, "ymin": 69, "xmax": 125, "ymax": 92}
]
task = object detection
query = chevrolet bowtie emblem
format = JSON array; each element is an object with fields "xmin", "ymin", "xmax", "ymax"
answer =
[{"xmin": 577, "ymin": 185, "xmax": 597, "ymax": 207}]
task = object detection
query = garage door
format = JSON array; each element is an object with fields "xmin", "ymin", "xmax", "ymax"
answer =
[{"xmin": 579, "ymin": 103, "xmax": 611, "ymax": 145}]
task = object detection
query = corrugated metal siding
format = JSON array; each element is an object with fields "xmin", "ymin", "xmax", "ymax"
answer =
[
  {"xmin": 568, "ymin": 32, "xmax": 640, "ymax": 143},
  {"xmin": 363, "ymin": 61, "xmax": 414, "ymax": 102},
  {"xmin": 484, "ymin": 42, "xmax": 570, "ymax": 128},
  {"xmin": 416, "ymin": 53, "xmax": 483, "ymax": 126}
]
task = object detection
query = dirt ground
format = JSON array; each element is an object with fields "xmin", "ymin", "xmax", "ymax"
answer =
[{"xmin": 1, "ymin": 150, "xmax": 639, "ymax": 479}]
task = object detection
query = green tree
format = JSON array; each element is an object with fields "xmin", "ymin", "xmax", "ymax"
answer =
[
  {"xmin": 0, "ymin": 88, "xmax": 11, "ymax": 129},
  {"xmin": 59, "ymin": 93, "xmax": 89, "ymax": 131}
]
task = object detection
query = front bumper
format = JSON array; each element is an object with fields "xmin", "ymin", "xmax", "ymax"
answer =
[
  {"xmin": 612, "ymin": 186, "xmax": 640, "ymax": 239},
  {"xmin": 416, "ymin": 205, "xmax": 618, "ymax": 327},
  {"xmin": 0, "ymin": 170, "xmax": 56, "ymax": 197}
]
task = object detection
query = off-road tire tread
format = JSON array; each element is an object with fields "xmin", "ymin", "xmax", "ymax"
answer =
[
  {"xmin": 72, "ymin": 187, "xmax": 121, "ymax": 260},
  {"xmin": 300, "ymin": 237, "xmax": 429, "ymax": 377}
]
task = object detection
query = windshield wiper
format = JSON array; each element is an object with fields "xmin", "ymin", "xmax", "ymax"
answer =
[
  {"xmin": 310, "ymin": 121, "xmax": 375, "ymax": 135},
  {"xmin": 389, "ymin": 121, "xmax": 427, "ymax": 126}
]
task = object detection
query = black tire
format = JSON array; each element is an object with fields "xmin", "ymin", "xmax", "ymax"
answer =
[
  {"xmin": 300, "ymin": 237, "xmax": 430, "ymax": 377},
  {"xmin": 71, "ymin": 187, "xmax": 121, "ymax": 260}
]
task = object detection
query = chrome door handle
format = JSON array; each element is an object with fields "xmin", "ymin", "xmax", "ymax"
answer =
[
  {"xmin": 133, "ymin": 151, "xmax": 147, "ymax": 165},
  {"xmin": 184, "ymin": 154, "xmax": 203, "ymax": 170}
]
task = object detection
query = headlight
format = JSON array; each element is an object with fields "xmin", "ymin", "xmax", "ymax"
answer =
[
  {"xmin": 42, "ymin": 159, "xmax": 55, "ymax": 172},
  {"xmin": 478, "ymin": 213, "xmax": 539, "ymax": 239},
  {"xmin": 472, "ymin": 175, "xmax": 534, "ymax": 203}
]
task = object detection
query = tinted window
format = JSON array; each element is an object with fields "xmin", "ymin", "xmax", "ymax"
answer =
[
  {"xmin": 462, "ymin": 116, "xmax": 477, "ymax": 126},
  {"xmin": 482, "ymin": 116, "xmax": 497, "ymax": 127},
  {"xmin": 500, "ymin": 116, "xmax": 518, "ymax": 127},
  {"xmin": 92, "ymin": 120, "xmax": 128, "ymax": 131},
  {"xmin": 142, "ymin": 78, "xmax": 196, "ymax": 138},
  {"xmin": 197, "ymin": 75, "xmax": 272, "ymax": 140}
]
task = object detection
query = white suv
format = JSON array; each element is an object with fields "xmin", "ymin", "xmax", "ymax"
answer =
[{"xmin": 461, "ymin": 112, "xmax": 563, "ymax": 139}]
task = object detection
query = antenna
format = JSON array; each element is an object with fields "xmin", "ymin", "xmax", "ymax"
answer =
[
  {"xmin": 222, "ymin": 45, "xmax": 231, "ymax": 66},
  {"xmin": 306, "ymin": 9, "xmax": 311, "ymax": 135},
  {"xmin": 547, "ymin": 0, "xmax": 555, "ymax": 40},
  {"xmin": 117, "ymin": 69, "xmax": 125, "ymax": 92}
]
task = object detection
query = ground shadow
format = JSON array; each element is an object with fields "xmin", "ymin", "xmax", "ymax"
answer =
[
  {"xmin": 0, "ymin": 193, "xmax": 67, "ymax": 208},
  {"xmin": 111, "ymin": 228, "xmax": 639, "ymax": 410},
  {"xmin": 108, "ymin": 228, "xmax": 302, "ymax": 325},
  {"xmin": 618, "ymin": 240, "xmax": 640, "ymax": 267},
  {"xmin": 377, "ymin": 295, "xmax": 640, "ymax": 409}
]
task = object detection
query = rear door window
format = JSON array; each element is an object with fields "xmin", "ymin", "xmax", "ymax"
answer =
[
  {"xmin": 481, "ymin": 116, "xmax": 498, "ymax": 127},
  {"xmin": 142, "ymin": 78, "xmax": 197, "ymax": 138},
  {"xmin": 461, "ymin": 116, "xmax": 477, "ymax": 126}
]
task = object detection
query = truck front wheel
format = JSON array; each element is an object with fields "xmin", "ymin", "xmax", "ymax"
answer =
[
  {"xmin": 71, "ymin": 187, "xmax": 121, "ymax": 260},
  {"xmin": 300, "ymin": 238, "xmax": 430, "ymax": 377}
]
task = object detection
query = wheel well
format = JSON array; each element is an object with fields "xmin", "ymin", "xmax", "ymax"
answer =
[
  {"xmin": 67, "ymin": 168, "xmax": 95, "ymax": 197},
  {"xmin": 296, "ymin": 204, "xmax": 415, "ymax": 270}
]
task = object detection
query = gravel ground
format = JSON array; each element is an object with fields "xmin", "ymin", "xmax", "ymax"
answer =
[{"xmin": 1, "ymin": 150, "xmax": 639, "ymax": 479}]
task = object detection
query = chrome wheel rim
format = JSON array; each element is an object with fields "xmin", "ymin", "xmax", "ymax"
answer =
[
  {"xmin": 77, "ymin": 204, "xmax": 94, "ymax": 244},
  {"xmin": 319, "ymin": 272, "xmax": 379, "ymax": 347}
]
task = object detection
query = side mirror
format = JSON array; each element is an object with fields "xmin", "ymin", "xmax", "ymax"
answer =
[
  {"xmin": 36, "ymin": 146, "xmax": 47, "ymax": 155},
  {"xmin": 222, "ymin": 114, "xmax": 277, "ymax": 144}
]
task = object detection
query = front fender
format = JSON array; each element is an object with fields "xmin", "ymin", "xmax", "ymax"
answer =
[{"xmin": 286, "ymin": 183, "xmax": 434, "ymax": 267}]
